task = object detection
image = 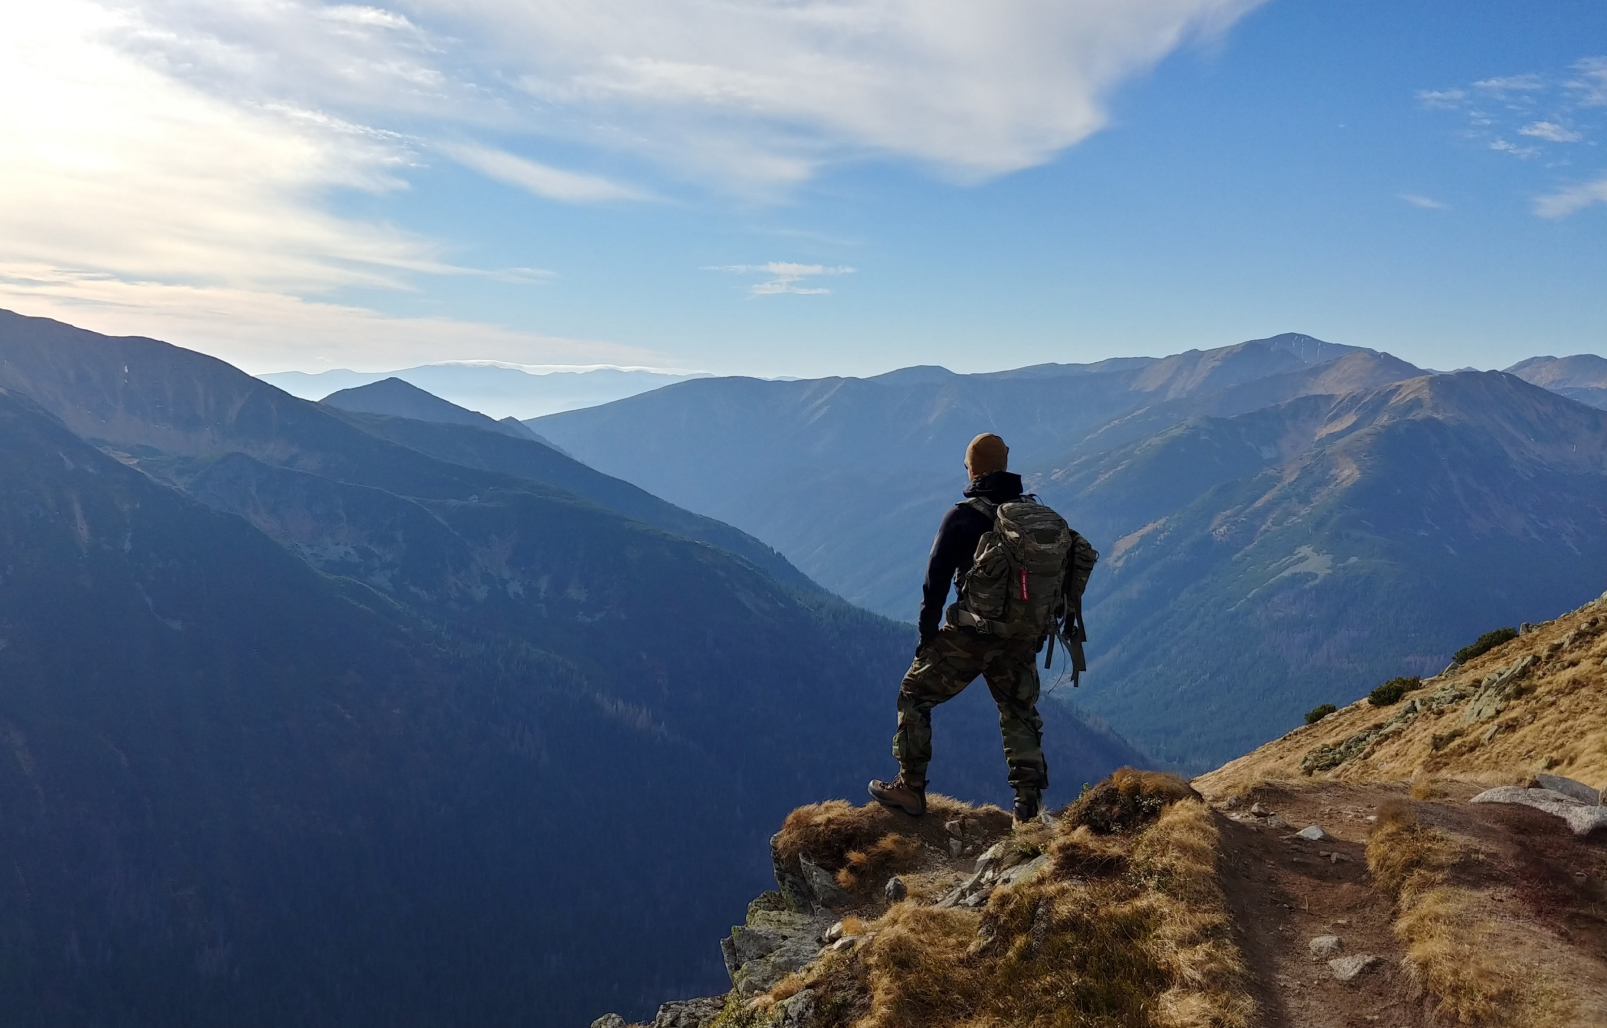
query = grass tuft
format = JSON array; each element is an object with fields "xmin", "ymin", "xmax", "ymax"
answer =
[
  {"xmin": 1062, "ymin": 767, "xmax": 1201, "ymax": 835},
  {"xmin": 1368, "ymin": 676, "xmax": 1422, "ymax": 707},
  {"xmin": 1304, "ymin": 703, "xmax": 1337, "ymax": 725}
]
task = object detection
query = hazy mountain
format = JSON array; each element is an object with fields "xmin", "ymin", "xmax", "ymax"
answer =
[
  {"xmin": 1033, "ymin": 371, "xmax": 1607, "ymax": 769},
  {"xmin": 0, "ymin": 309, "xmax": 1146, "ymax": 1025},
  {"xmin": 260, "ymin": 362, "xmax": 704, "ymax": 419},
  {"xmin": 321, "ymin": 376, "xmax": 545, "ymax": 442},
  {"xmin": 530, "ymin": 335, "xmax": 1412, "ymax": 618},
  {"xmin": 1505, "ymin": 353, "xmax": 1607, "ymax": 409},
  {"xmin": 531, "ymin": 336, "xmax": 1604, "ymax": 773}
]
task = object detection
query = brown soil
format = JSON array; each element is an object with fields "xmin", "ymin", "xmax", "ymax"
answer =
[{"xmin": 1211, "ymin": 778, "xmax": 1607, "ymax": 1028}]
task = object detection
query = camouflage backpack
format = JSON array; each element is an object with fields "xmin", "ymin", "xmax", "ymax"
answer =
[{"xmin": 946, "ymin": 496, "xmax": 1099, "ymax": 682}]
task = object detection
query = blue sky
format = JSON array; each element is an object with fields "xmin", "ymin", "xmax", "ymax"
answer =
[{"xmin": 1, "ymin": 0, "xmax": 1602, "ymax": 377}]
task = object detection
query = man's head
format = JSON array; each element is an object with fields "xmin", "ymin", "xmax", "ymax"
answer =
[{"xmin": 965, "ymin": 433, "xmax": 1009, "ymax": 480}]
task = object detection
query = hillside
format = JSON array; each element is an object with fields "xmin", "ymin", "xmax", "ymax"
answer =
[
  {"xmin": 0, "ymin": 310, "xmax": 1147, "ymax": 1027},
  {"xmin": 1506, "ymin": 354, "xmax": 1607, "ymax": 410},
  {"xmin": 532, "ymin": 334, "xmax": 1604, "ymax": 773},
  {"xmin": 607, "ymin": 597, "xmax": 1606, "ymax": 1028},
  {"xmin": 1034, "ymin": 371, "xmax": 1607, "ymax": 770},
  {"xmin": 321, "ymin": 375, "xmax": 544, "ymax": 441}
]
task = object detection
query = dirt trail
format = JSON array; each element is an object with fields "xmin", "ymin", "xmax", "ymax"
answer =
[{"xmin": 1211, "ymin": 778, "xmax": 1607, "ymax": 1028}]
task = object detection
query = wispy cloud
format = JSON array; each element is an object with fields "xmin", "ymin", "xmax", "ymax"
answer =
[
  {"xmin": 442, "ymin": 144, "xmax": 649, "ymax": 202},
  {"xmin": 1518, "ymin": 121, "xmax": 1583, "ymax": 142},
  {"xmin": 1473, "ymin": 74, "xmax": 1545, "ymax": 96},
  {"xmin": 1489, "ymin": 138, "xmax": 1540, "ymax": 158},
  {"xmin": 1535, "ymin": 174, "xmax": 1607, "ymax": 219},
  {"xmin": 1566, "ymin": 57, "xmax": 1607, "ymax": 107},
  {"xmin": 1399, "ymin": 193, "xmax": 1447, "ymax": 210},
  {"xmin": 706, "ymin": 262, "xmax": 855, "ymax": 297},
  {"xmin": 1417, "ymin": 88, "xmax": 1466, "ymax": 110}
]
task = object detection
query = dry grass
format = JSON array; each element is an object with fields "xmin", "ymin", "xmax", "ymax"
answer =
[
  {"xmin": 774, "ymin": 794, "xmax": 1010, "ymax": 874},
  {"xmin": 1196, "ymin": 597, "xmax": 1607, "ymax": 800},
  {"xmin": 836, "ymin": 835, "xmax": 924, "ymax": 894},
  {"xmin": 1367, "ymin": 800, "xmax": 1509, "ymax": 1024},
  {"xmin": 766, "ymin": 781, "xmax": 1253, "ymax": 1028},
  {"xmin": 1063, "ymin": 768, "xmax": 1203, "ymax": 835}
]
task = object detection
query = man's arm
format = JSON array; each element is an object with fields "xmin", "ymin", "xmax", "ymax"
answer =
[{"xmin": 917, "ymin": 505, "xmax": 982, "ymax": 645}]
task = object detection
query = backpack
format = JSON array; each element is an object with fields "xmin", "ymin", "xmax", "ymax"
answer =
[{"xmin": 945, "ymin": 496, "xmax": 1100, "ymax": 683}]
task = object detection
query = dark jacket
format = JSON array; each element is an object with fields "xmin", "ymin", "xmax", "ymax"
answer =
[{"xmin": 917, "ymin": 470, "xmax": 1024, "ymax": 644}]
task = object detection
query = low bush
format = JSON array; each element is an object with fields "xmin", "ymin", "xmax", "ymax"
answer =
[
  {"xmin": 1453, "ymin": 626, "xmax": 1518, "ymax": 665},
  {"xmin": 1304, "ymin": 703, "xmax": 1337, "ymax": 725},
  {"xmin": 1368, "ymin": 676, "xmax": 1422, "ymax": 707}
]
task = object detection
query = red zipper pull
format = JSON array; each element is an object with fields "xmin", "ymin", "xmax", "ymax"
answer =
[{"xmin": 1019, "ymin": 567, "xmax": 1029, "ymax": 601}]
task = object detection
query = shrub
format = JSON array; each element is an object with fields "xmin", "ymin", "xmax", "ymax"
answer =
[
  {"xmin": 1453, "ymin": 626, "xmax": 1518, "ymax": 665},
  {"xmin": 1304, "ymin": 703, "xmax": 1337, "ymax": 725},
  {"xmin": 1368, "ymin": 676, "xmax": 1422, "ymax": 707}
]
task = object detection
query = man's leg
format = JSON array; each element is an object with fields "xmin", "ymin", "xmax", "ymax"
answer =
[
  {"xmin": 982, "ymin": 643, "xmax": 1049, "ymax": 802},
  {"xmin": 891, "ymin": 629, "xmax": 986, "ymax": 786}
]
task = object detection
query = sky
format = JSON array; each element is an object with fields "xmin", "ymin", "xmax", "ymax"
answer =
[{"xmin": 0, "ymin": 0, "xmax": 1603, "ymax": 378}]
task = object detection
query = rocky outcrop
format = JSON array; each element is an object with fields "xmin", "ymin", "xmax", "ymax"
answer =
[
  {"xmin": 1469, "ymin": 781, "xmax": 1607, "ymax": 837},
  {"xmin": 719, "ymin": 893, "xmax": 835, "ymax": 997}
]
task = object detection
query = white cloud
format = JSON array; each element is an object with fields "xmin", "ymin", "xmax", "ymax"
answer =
[
  {"xmin": 1473, "ymin": 74, "xmax": 1545, "ymax": 96},
  {"xmin": 0, "ymin": 0, "xmax": 1271, "ymax": 367},
  {"xmin": 442, "ymin": 143, "xmax": 649, "ymax": 202},
  {"xmin": 1534, "ymin": 174, "xmax": 1607, "ymax": 219},
  {"xmin": 0, "ymin": 263, "xmax": 663, "ymax": 372},
  {"xmin": 1398, "ymin": 193, "xmax": 1447, "ymax": 210},
  {"xmin": 1567, "ymin": 56, "xmax": 1607, "ymax": 107},
  {"xmin": 707, "ymin": 262, "xmax": 855, "ymax": 296},
  {"xmin": 1489, "ymin": 138, "xmax": 1539, "ymax": 158},
  {"xmin": 1519, "ymin": 121, "xmax": 1583, "ymax": 143},
  {"xmin": 1417, "ymin": 88, "xmax": 1466, "ymax": 110}
]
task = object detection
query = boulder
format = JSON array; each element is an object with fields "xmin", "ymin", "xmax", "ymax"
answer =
[
  {"xmin": 1533, "ymin": 774, "xmax": 1601, "ymax": 806},
  {"xmin": 591, "ymin": 1016, "xmax": 627, "ymax": 1028},
  {"xmin": 775, "ymin": 988, "xmax": 816, "ymax": 1028},
  {"xmin": 720, "ymin": 904, "xmax": 833, "ymax": 996},
  {"xmin": 1296, "ymin": 825, "xmax": 1327, "ymax": 841},
  {"xmin": 1470, "ymin": 786, "xmax": 1607, "ymax": 838},
  {"xmin": 884, "ymin": 875, "xmax": 908, "ymax": 902},
  {"xmin": 653, "ymin": 996, "xmax": 726, "ymax": 1028},
  {"xmin": 1308, "ymin": 935, "xmax": 1344, "ymax": 959},
  {"xmin": 1459, "ymin": 656, "xmax": 1538, "ymax": 725},
  {"xmin": 1328, "ymin": 954, "xmax": 1379, "ymax": 982},
  {"xmin": 798, "ymin": 854, "xmax": 853, "ymax": 910}
]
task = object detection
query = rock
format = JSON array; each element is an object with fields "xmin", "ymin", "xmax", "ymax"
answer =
[
  {"xmin": 591, "ymin": 1016, "xmax": 627, "ymax": 1028},
  {"xmin": 1329, "ymin": 852, "xmax": 1351, "ymax": 864},
  {"xmin": 1328, "ymin": 954, "xmax": 1379, "ymax": 982},
  {"xmin": 1250, "ymin": 802, "xmax": 1270, "ymax": 816},
  {"xmin": 821, "ymin": 921, "xmax": 846, "ymax": 944},
  {"xmin": 1296, "ymin": 825, "xmax": 1328, "ymax": 841},
  {"xmin": 1533, "ymin": 774, "xmax": 1601, "ymax": 805},
  {"xmin": 1222, "ymin": 795, "xmax": 1241, "ymax": 809},
  {"xmin": 1308, "ymin": 935, "xmax": 1344, "ymax": 959},
  {"xmin": 770, "ymin": 833, "xmax": 813, "ymax": 914},
  {"xmin": 884, "ymin": 876, "xmax": 908, "ymax": 902},
  {"xmin": 944, "ymin": 819, "xmax": 964, "ymax": 837},
  {"xmin": 798, "ymin": 854, "xmax": 853, "ymax": 909},
  {"xmin": 653, "ymin": 995, "xmax": 726, "ymax": 1028},
  {"xmin": 1264, "ymin": 815, "xmax": 1293, "ymax": 830},
  {"xmin": 1459, "ymin": 656, "xmax": 1538, "ymax": 725},
  {"xmin": 949, "ymin": 838, "xmax": 963, "ymax": 857},
  {"xmin": 775, "ymin": 988, "xmax": 816, "ymax": 1028},
  {"xmin": 722, "ymin": 906, "xmax": 834, "ymax": 996},
  {"xmin": 1469, "ymin": 786, "xmax": 1607, "ymax": 837}
]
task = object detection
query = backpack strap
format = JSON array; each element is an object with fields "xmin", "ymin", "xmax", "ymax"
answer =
[{"xmin": 965, "ymin": 497, "xmax": 998, "ymax": 520}]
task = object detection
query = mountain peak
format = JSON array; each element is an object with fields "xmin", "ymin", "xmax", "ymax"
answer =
[{"xmin": 320, "ymin": 377, "xmax": 540, "ymax": 440}]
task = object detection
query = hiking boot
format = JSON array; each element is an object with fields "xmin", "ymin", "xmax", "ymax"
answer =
[
  {"xmin": 1013, "ymin": 789, "xmax": 1042, "ymax": 825},
  {"xmin": 868, "ymin": 774, "xmax": 927, "ymax": 817}
]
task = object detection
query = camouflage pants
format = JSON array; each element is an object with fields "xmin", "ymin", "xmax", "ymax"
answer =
[{"xmin": 892, "ymin": 627, "xmax": 1047, "ymax": 792}]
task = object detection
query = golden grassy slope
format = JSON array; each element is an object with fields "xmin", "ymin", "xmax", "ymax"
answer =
[{"xmin": 1196, "ymin": 594, "xmax": 1607, "ymax": 801}]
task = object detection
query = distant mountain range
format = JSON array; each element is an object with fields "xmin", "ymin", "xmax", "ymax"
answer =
[
  {"xmin": 0, "ymin": 310, "xmax": 1144, "ymax": 1027},
  {"xmin": 1505, "ymin": 353, "xmax": 1607, "ymax": 410},
  {"xmin": 259, "ymin": 362, "xmax": 706, "ymax": 419},
  {"xmin": 532, "ymin": 334, "xmax": 1607, "ymax": 772}
]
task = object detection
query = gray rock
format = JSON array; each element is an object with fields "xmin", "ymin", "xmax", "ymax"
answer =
[
  {"xmin": 775, "ymin": 988, "xmax": 816, "ymax": 1028},
  {"xmin": 1459, "ymin": 656, "xmax": 1538, "ymax": 725},
  {"xmin": 722, "ymin": 904, "xmax": 834, "ymax": 996},
  {"xmin": 1469, "ymin": 786, "xmax": 1607, "ymax": 837},
  {"xmin": 798, "ymin": 854, "xmax": 853, "ymax": 910},
  {"xmin": 1250, "ymin": 802, "xmax": 1270, "ymax": 816},
  {"xmin": 1296, "ymin": 825, "xmax": 1328, "ymax": 841},
  {"xmin": 591, "ymin": 1016, "xmax": 627, "ymax": 1028},
  {"xmin": 884, "ymin": 875, "xmax": 908, "ymax": 902},
  {"xmin": 948, "ymin": 837, "xmax": 963, "ymax": 857},
  {"xmin": 653, "ymin": 995, "xmax": 726, "ymax": 1028},
  {"xmin": 770, "ymin": 833, "xmax": 813, "ymax": 914},
  {"xmin": 1329, "ymin": 954, "xmax": 1379, "ymax": 981},
  {"xmin": 1308, "ymin": 935, "xmax": 1344, "ymax": 959},
  {"xmin": 1534, "ymin": 774, "xmax": 1601, "ymax": 805},
  {"xmin": 1263, "ymin": 815, "xmax": 1293, "ymax": 830}
]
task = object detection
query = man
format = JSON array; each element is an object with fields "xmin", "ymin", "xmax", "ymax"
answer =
[{"xmin": 868, "ymin": 432, "xmax": 1050, "ymax": 824}]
